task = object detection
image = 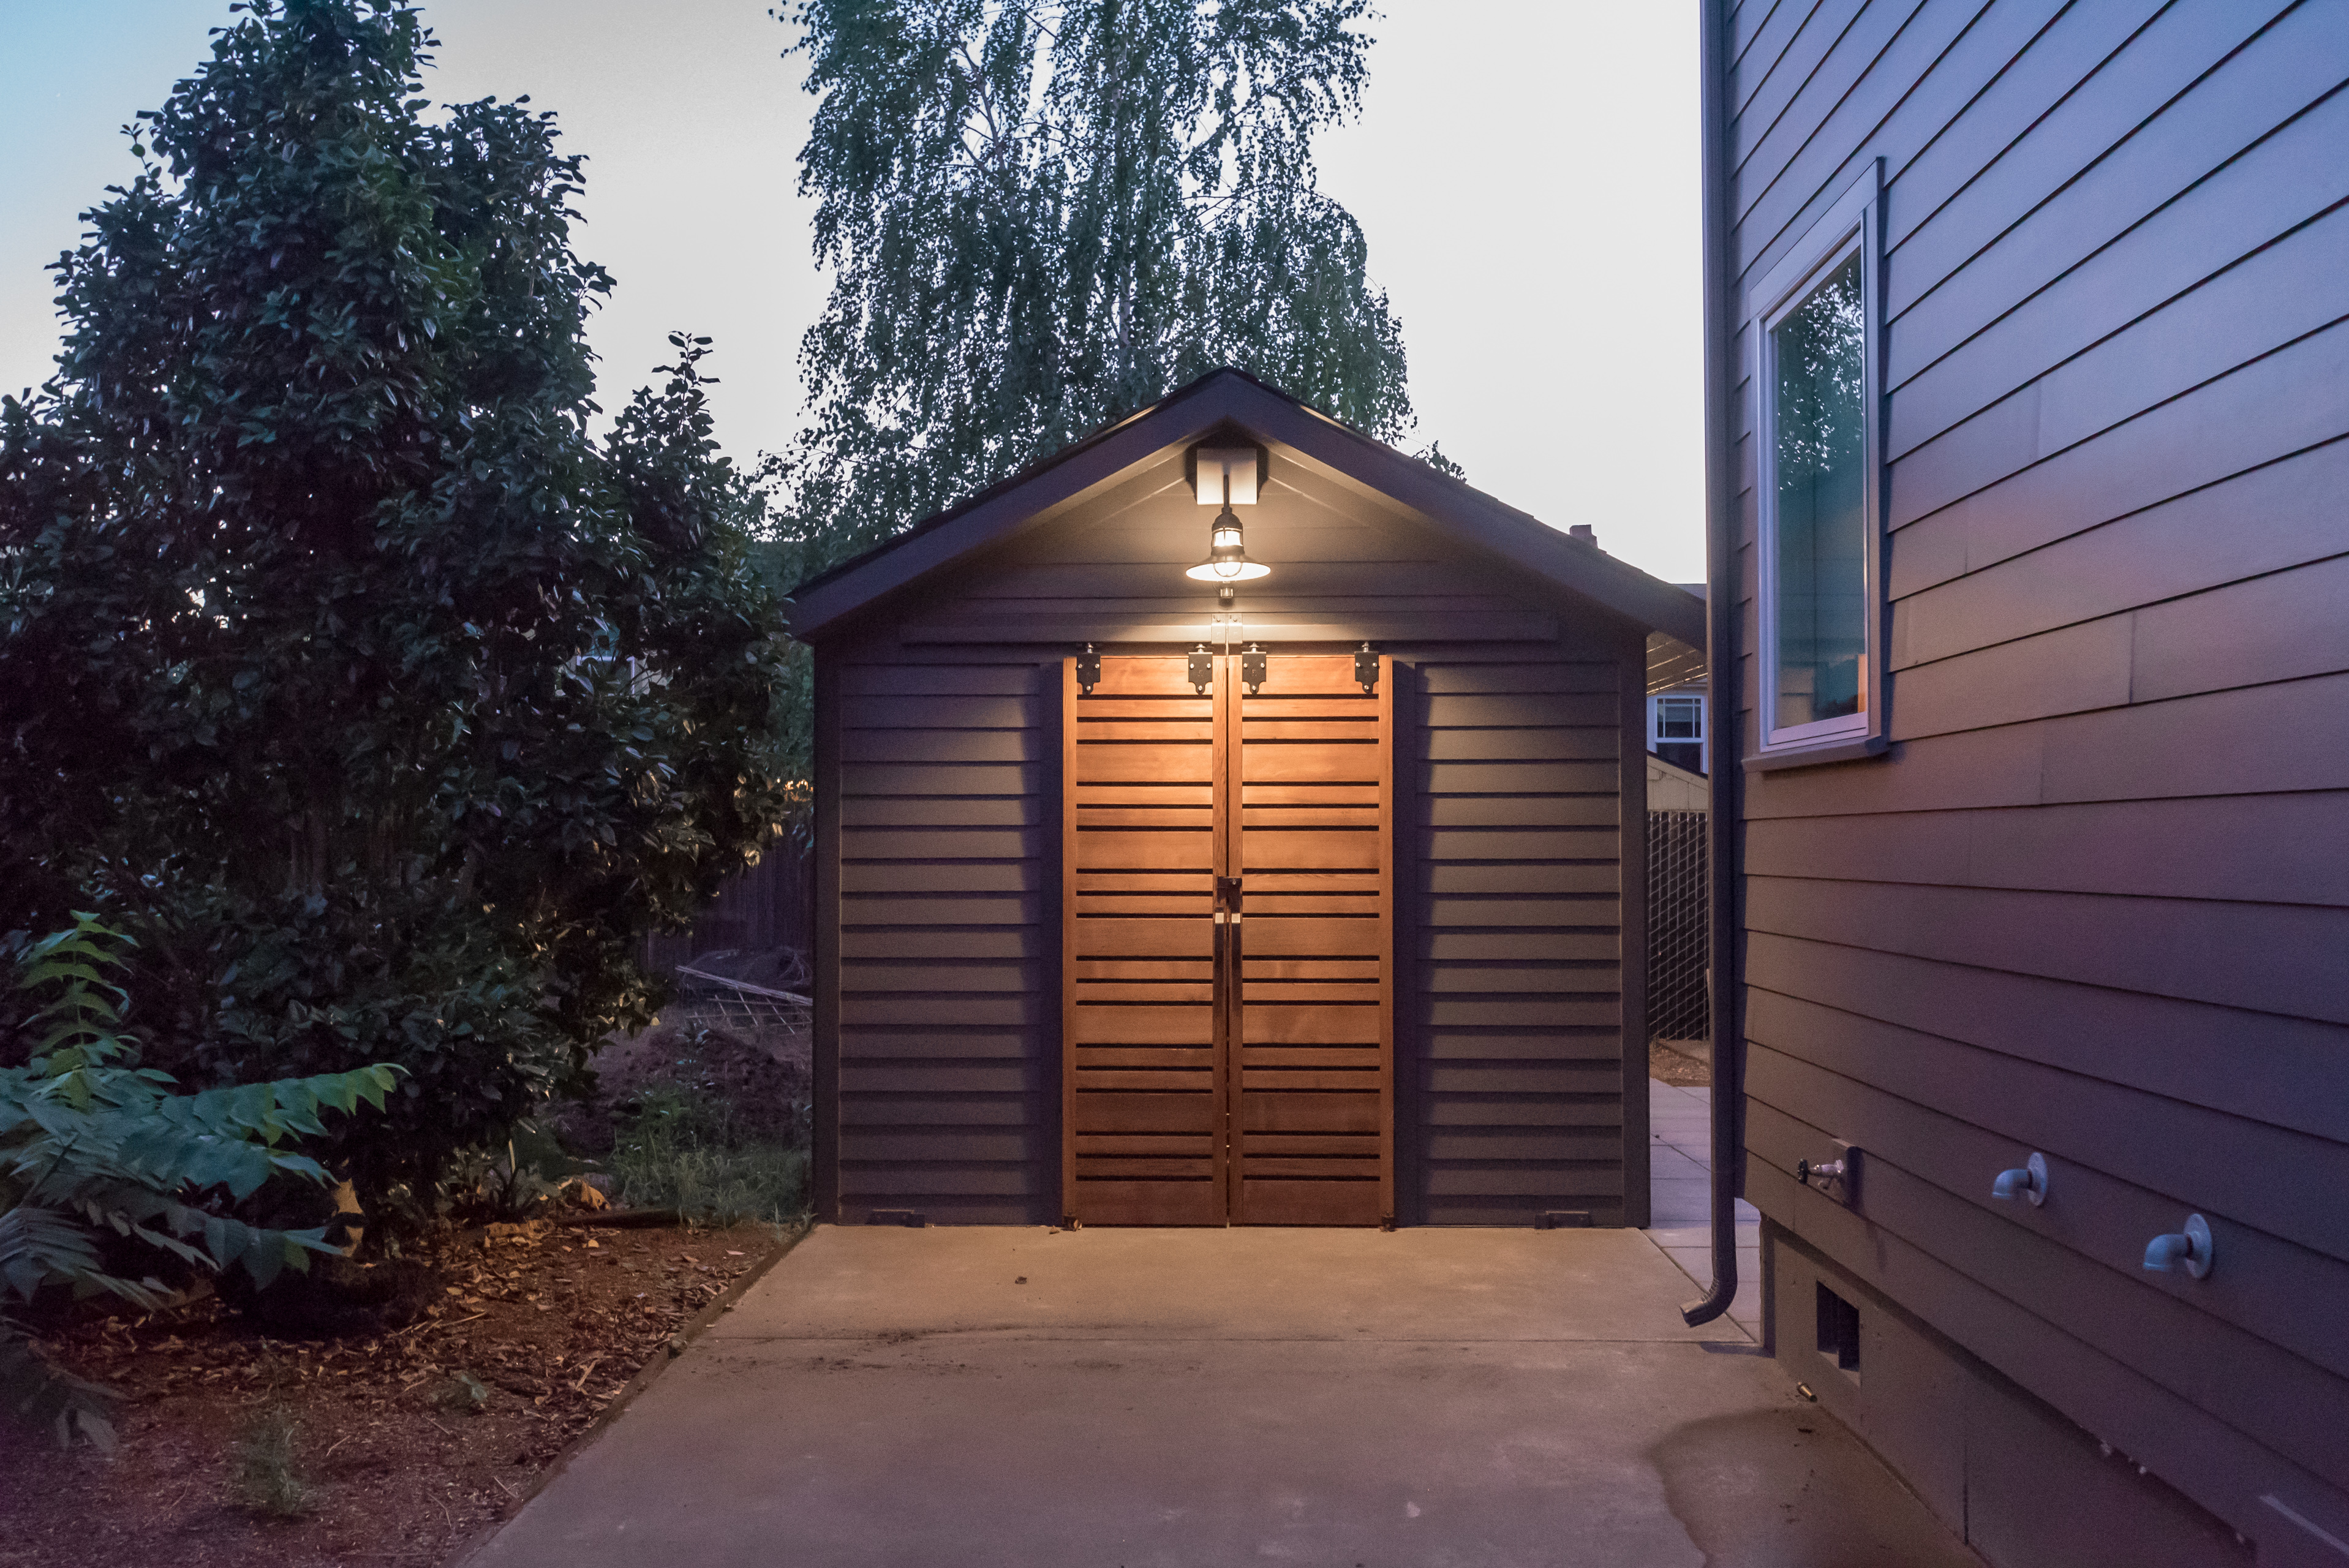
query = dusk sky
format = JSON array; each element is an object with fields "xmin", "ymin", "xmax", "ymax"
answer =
[{"xmin": 0, "ymin": 1, "xmax": 1705, "ymax": 581}]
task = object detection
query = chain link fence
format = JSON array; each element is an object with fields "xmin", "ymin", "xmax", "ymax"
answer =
[{"xmin": 1647, "ymin": 810, "xmax": 1711, "ymax": 1046}]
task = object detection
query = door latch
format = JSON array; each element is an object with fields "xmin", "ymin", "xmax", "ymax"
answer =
[{"xmin": 1215, "ymin": 876, "xmax": 1243, "ymax": 914}]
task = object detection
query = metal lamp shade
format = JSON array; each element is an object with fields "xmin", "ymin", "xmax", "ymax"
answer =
[{"xmin": 1185, "ymin": 505, "xmax": 1270, "ymax": 581}]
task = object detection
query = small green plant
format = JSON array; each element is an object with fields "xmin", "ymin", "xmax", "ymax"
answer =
[
  {"xmin": 609, "ymin": 1085, "xmax": 807, "ymax": 1225},
  {"xmin": 1, "ymin": 914, "xmax": 399, "ymax": 1447},
  {"xmin": 439, "ymin": 1139, "xmax": 561, "ymax": 1223},
  {"xmin": 227, "ymin": 1403, "xmax": 315, "ymax": 1518},
  {"xmin": 435, "ymin": 1370, "xmax": 491, "ymax": 1415}
]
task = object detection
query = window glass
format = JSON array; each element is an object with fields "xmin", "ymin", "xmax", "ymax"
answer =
[
  {"xmin": 1655, "ymin": 696, "xmax": 1702, "ymax": 741},
  {"xmin": 1770, "ymin": 255, "xmax": 1867, "ymax": 733}
]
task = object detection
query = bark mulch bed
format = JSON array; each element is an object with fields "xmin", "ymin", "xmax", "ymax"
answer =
[
  {"xmin": 0, "ymin": 1216, "xmax": 792, "ymax": 1568},
  {"xmin": 1650, "ymin": 1038, "xmax": 1713, "ymax": 1087}
]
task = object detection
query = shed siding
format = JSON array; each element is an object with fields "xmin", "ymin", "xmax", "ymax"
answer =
[
  {"xmin": 1721, "ymin": 0, "xmax": 2349, "ymax": 1547},
  {"xmin": 832, "ymin": 653, "xmax": 1058, "ymax": 1224},
  {"xmin": 1411, "ymin": 653, "xmax": 1639, "ymax": 1227},
  {"xmin": 815, "ymin": 458, "xmax": 1650, "ymax": 1227}
]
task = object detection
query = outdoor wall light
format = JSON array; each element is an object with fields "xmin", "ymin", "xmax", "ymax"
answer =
[{"xmin": 1186, "ymin": 445, "xmax": 1269, "ymax": 582}]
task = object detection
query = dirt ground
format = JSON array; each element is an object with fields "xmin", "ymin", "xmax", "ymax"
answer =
[
  {"xmin": 551, "ymin": 1014, "xmax": 810, "ymax": 1158},
  {"xmin": 0, "ymin": 1217, "xmax": 793, "ymax": 1568},
  {"xmin": 1648, "ymin": 1039, "xmax": 1712, "ymax": 1087}
]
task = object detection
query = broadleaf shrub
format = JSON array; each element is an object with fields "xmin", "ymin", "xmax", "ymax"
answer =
[
  {"xmin": 0, "ymin": 0, "xmax": 795, "ymax": 1215},
  {"xmin": 1, "ymin": 916, "xmax": 397, "ymax": 1447}
]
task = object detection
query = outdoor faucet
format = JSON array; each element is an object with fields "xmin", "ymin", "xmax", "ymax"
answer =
[
  {"xmin": 1794, "ymin": 1142, "xmax": 1860, "ymax": 1206},
  {"xmin": 2143, "ymin": 1214, "xmax": 2214, "ymax": 1280},
  {"xmin": 1992, "ymin": 1152, "xmax": 2048, "ymax": 1206}
]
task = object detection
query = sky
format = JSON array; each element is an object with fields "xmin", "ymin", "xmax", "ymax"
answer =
[{"xmin": 0, "ymin": 1, "xmax": 1705, "ymax": 581}]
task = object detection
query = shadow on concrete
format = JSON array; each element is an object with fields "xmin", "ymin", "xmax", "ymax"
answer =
[{"xmin": 1649, "ymin": 1407, "xmax": 1982, "ymax": 1568}]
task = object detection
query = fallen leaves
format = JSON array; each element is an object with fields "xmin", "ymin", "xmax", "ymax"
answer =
[{"xmin": 6, "ymin": 1220, "xmax": 782, "ymax": 1568}]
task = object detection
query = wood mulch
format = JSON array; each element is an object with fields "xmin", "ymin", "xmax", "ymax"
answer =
[
  {"xmin": 1649, "ymin": 1039, "xmax": 1713, "ymax": 1087},
  {"xmin": 0, "ymin": 1216, "xmax": 791, "ymax": 1568}
]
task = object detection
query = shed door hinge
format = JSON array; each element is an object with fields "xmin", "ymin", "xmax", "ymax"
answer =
[{"xmin": 1189, "ymin": 645, "xmax": 1213, "ymax": 693}]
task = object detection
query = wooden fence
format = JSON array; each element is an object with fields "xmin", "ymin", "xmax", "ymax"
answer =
[{"xmin": 641, "ymin": 839, "xmax": 815, "ymax": 973}]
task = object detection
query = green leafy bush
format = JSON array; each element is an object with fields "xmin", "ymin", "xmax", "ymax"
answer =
[
  {"xmin": 0, "ymin": 0, "xmax": 795, "ymax": 1216},
  {"xmin": 1, "ymin": 916, "xmax": 396, "ymax": 1447}
]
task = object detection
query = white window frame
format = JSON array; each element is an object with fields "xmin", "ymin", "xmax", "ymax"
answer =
[
  {"xmin": 1649, "ymin": 693, "xmax": 1705, "ymax": 748},
  {"xmin": 1749, "ymin": 160, "xmax": 1887, "ymax": 765}
]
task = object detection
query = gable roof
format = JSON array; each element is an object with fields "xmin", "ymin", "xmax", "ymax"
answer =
[{"xmin": 787, "ymin": 368, "xmax": 1706, "ymax": 648}]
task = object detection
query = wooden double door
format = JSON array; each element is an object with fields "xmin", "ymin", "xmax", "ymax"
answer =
[{"xmin": 1061, "ymin": 650, "xmax": 1393, "ymax": 1226}]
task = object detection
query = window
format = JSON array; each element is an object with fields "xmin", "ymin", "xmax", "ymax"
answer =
[
  {"xmin": 1753, "ymin": 164, "xmax": 1885, "ymax": 763},
  {"xmin": 1650, "ymin": 693, "xmax": 1704, "ymax": 746}
]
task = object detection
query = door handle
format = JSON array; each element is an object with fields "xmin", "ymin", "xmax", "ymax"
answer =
[{"xmin": 1215, "ymin": 876, "xmax": 1243, "ymax": 914}]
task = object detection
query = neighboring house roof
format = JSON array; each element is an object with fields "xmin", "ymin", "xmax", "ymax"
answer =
[
  {"xmin": 1646, "ymin": 631, "xmax": 1708, "ymax": 694},
  {"xmin": 787, "ymin": 367, "xmax": 1708, "ymax": 648},
  {"xmin": 1646, "ymin": 752, "xmax": 1710, "ymax": 812},
  {"xmin": 1646, "ymin": 582, "xmax": 1708, "ymax": 693}
]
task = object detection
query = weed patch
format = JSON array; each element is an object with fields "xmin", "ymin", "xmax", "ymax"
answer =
[
  {"xmin": 227, "ymin": 1404, "xmax": 314, "ymax": 1518},
  {"xmin": 610, "ymin": 1086, "xmax": 807, "ymax": 1225}
]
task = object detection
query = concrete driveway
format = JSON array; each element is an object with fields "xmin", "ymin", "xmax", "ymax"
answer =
[{"xmin": 464, "ymin": 1224, "xmax": 1977, "ymax": 1567}]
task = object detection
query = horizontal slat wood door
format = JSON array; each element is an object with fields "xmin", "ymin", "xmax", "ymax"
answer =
[
  {"xmin": 1063, "ymin": 652, "xmax": 1390, "ymax": 1226},
  {"xmin": 1063, "ymin": 654, "xmax": 1224, "ymax": 1223},
  {"xmin": 1232, "ymin": 652, "xmax": 1393, "ymax": 1225}
]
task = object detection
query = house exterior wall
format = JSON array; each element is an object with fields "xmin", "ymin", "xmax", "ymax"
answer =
[
  {"xmin": 807, "ymin": 451, "xmax": 1654, "ymax": 1227},
  {"xmin": 1710, "ymin": 1, "xmax": 2349, "ymax": 1559}
]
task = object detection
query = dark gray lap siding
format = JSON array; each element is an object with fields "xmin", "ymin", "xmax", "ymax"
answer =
[
  {"xmin": 1406, "ymin": 652, "xmax": 1633, "ymax": 1226},
  {"xmin": 823, "ymin": 638, "xmax": 1643, "ymax": 1227},
  {"xmin": 834, "ymin": 657, "xmax": 1057, "ymax": 1224},
  {"xmin": 1721, "ymin": 0, "xmax": 2349, "ymax": 1547}
]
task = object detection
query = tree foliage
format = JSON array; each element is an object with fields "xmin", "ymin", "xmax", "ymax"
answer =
[
  {"xmin": 774, "ymin": 0, "xmax": 1415, "ymax": 570},
  {"xmin": 0, "ymin": 0, "xmax": 793, "ymax": 1213},
  {"xmin": 2, "ymin": 916, "xmax": 397, "ymax": 1448}
]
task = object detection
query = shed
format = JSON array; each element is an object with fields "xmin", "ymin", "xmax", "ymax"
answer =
[{"xmin": 788, "ymin": 369, "xmax": 1705, "ymax": 1230}]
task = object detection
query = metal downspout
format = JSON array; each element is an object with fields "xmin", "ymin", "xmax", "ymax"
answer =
[{"xmin": 1682, "ymin": 0, "xmax": 1744, "ymax": 1329}]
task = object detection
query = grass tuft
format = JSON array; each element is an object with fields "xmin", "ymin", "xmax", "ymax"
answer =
[
  {"xmin": 609, "ymin": 1085, "xmax": 807, "ymax": 1225},
  {"xmin": 227, "ymin": 1404, "xmax": 315, "ymax": 1518}
]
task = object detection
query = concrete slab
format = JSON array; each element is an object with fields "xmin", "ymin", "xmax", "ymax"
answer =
[
  {"xmin": 466, "ymin": 1227, "xmax": 1980, "ymax": 1568},
  {"xmin": 1648, "ymin": 1144, "xmax": 1709, "ymax": 1179},
  {"xmin": 1643, "ymin": 1211, "xmax": 1762, "ymax": 1250},
  {"xmin": 710, "ymin": 1224, "xmax": 1733, "ymax": 1346},
  {"xmin": 1641, "ymin": 1078, "xmax": 1770, "ymax": 1337},
  {"xmin": 1648, "ymin": 1175, "xmax": 1714, "ymax": 1227}
]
